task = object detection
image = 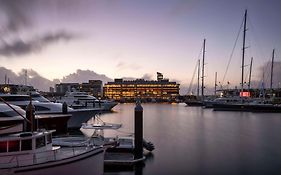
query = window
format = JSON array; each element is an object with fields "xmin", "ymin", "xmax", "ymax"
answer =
[
  {"xmin": 36, "ymin": 136, "xmax": 46, "ymax": 148},
  {"xmin": 8, "ymin": 140, "xmax": 20, "ymax": 152},
  {"xmin": 0, "ymin": 141, "xmax": 7, "ymax": 153},
  {"xmin": 21, "ymin": 139, "xmax": 32, "ymax": 151},
  {"xmin": 35, "ymin": 106, "xmax": 50, "ymax": 111}
]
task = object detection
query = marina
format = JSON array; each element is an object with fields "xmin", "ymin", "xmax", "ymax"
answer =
[{"xmin": 1, "ymin": 1, "xmax": 281, "ymax": 174}]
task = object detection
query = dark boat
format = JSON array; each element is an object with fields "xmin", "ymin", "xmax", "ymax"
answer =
[{"xmin": 185, "ymin": 99, "xmax": 203, "ymax": 106}]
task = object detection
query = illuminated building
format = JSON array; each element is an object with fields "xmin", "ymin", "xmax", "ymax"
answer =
[{"xmin": 103, "ymin": 73, "xmax": 180, "ymax": 101}]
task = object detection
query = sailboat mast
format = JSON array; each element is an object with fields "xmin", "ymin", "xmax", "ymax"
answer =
[
  {"xmin": 241, "ymin": 9, "xmax": 247, "ymax": 94},
  {"xmin": 270, "ymin": 49, "xmax": 275, "ymax": 91},
  {"xmin": 197, "ymin": 59, "xmax": 200, "ymax": 98},
  {"xmin": 248, "ymin": 57, "xmax": 253, "ymax": 90},
  {"xmin": 214, "ymin": 72, "xmax": 217, "ymax": 96},
  {"xmin": 201, "ymin": 39, "xmax": 206, "ymax": 100}
]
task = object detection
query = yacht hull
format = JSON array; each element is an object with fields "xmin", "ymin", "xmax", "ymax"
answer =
[{"xmin": 2, "ymin": 148, "xmax": 104, "ymax": 175}]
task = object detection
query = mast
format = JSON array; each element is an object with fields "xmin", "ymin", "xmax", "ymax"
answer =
[
  {"xmin": 241, "ymin": 9, "xmax": 247, "ymax": 95},
  {"xmin": 25, "ymin": 69, "xmax": 28, "ymax": 86},
  {"xmin": 4, "ymin": 74, "xmax": 7, "ymax": 85},
  {"xmin": 270, "ymin": 49, "xmax": 275, "ymax": 91},
  {"xmin": 214, "ymin": 72, "xmax": 217, "ymax": 96},
  {"xmin": 248, "ymin": 57, "xmax": 253, "ymax": 90},
  {"xmin": 201, "ymin": 39, "xmax": 206, "ymax": 101},
  {"xmin": 197, "ymin": 59, "xmax": 200, "ymax": 98}
]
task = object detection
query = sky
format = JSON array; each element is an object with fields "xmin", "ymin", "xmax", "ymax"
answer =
[{"xmin": 0, "ymin": 0, "xmax": 281, "ymax": 92}]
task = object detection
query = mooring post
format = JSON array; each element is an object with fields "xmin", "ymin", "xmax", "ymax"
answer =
[
  {"xmin": 134, "ymin": 100, "xmax": 143, "ymax": 160},
  {"xmin": 62, "ymin": 102, "xmax": 68, "ymax": 114},
  {"xmin": 25, "ymin": 102, "xmax": 35, "ymax": 132}
]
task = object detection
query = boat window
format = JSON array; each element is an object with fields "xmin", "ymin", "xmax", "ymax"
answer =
[
  {"xmin": 8, "ymin": 140, "xmax": 20, "ymax": 152},
  {"xmin": 34, "ymin": 106, "xmax": 50, "ymax": 111},
  {"xmin": 36, "ymin": 136, "xmax": 46, "ymax": 148},
  {"xmin": 0, "ymin": 111, "xmax": 25, "ymax": 117},
  {"xmin": 0, "ymin": 141, "xmax": 7, "ymax": 153},
  {"xmin": 21, "ymin": 139, "xmax": 32, "ymax": 151},
  {"xmin": 0, "ymin": 96, "xmax": 30, "ymax": 101},
  {"xmin": 46, "ymin": 134, "xmax": 52, "ymax": 144}
]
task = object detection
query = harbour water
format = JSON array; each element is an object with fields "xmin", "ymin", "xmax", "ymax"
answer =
[{"xmin": 102, "ymin": 103, "xmax": 281, "ymax": 175}]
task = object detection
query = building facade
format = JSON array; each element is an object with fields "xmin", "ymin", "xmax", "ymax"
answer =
[
  {"xmin": 103, "ymin": 74, "xmax": 180, "ymax": 102},
  {"xmin": 55, "ymin": 80, "xmax": 103, "ymax": 97}
]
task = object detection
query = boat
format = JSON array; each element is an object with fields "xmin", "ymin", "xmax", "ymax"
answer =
[
  {"xmin": 0, "ymin": 103, "xmax": 104, "ymax": 175},
  {"xmin": 0, "ymin": 104, "xmax": 26, "ymax": 135},
  {"xmin": 185, "ymin": 39, "xmax": 206, "ymax": 107},
  {"xmin": 79, "ymin": 115, "xmax": 122, "ymax": 138},
  {"xmin": 212, "ymin": 10, "xmax": 252, "ymax": 112},
  {"xmin": 0, "ymin": 94, "xmax": 101, "ymax": 128},
  {"xmin": 57, "ymin": 91, "xmax": 118, "ymax": 111}
]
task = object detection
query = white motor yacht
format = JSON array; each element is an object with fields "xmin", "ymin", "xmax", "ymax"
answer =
[
  {"xmin": 57, "ymin": 91, "xmax": 118, "ymax": 111},
  {"xmin": 0, "ymin": 94, "xmax": 100, "ymax": 128}
]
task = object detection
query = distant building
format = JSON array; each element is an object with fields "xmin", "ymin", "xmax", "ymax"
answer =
[
  {"xmin": 103, "ymin": 73, "xmax": 180, "ymax": 101},
  {"xmin": 55, "ymin": 80, "xmax": 103, "ymax": 97},
  {"xmin": 49, "ymin": 87, "xmax": 55, "ymax": 93},
  {"xmin": 80, "ymin": 80, "xmax": 103, "ymax": 97},
  {"xmin": 55, "ymin": 83, "xmax": 80, "ymax": 94}
]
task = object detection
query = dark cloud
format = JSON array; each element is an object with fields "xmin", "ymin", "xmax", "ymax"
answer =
[
  {"xmin": 0, "ymin": 31, "xmax": 76, "ymax": 57},
  {"xmin": 0, "ymin": 0, "xmax": 33, "ymax": 33}
]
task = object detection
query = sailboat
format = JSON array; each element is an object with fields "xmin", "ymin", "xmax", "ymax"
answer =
[
  {"xmin": 185, "ymin": 39, "xmax": 206, "ymax": 106},
  {"xmin": 212, "ymin": 10, "xmax": 253, "ymax": 111},
  {"xmin": 212, "ymin": 10, "xmax": 281, "ymax": 112}
]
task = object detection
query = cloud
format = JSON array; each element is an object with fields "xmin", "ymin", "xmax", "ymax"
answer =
[
  {"xmin": 116, "ymin": 61, "xmax": 141, "ymax": 71},
  {"xmin": 258, "ymin": 61, "xmax": 281, "ymax": 88},
  {"xmin": 61, "ymin": 69, "xmax": 113, "ymax": 84},
  {"xmin": 0, "ymin": 67, "xmax": 114, "ymax": 91},
  {"xmin": 0, "ymin": 31, "xmax": 76, "ymax": 57},
  {"xmin": 0, "ymin": 67, "xmax": 54, "ymax": 91},
  {"xmin": 0, "ymin": 0, "xmax": 33, "ymax": 34},
  {"xmin": 141, "ymin": 73, "xmax": 153, "ymax": 80}
]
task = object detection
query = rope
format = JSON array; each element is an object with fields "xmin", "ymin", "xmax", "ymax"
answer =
[
  {"xmin": 0, "ymin": 97, "xmax": 31, "ymax": 124},
  {"xmin": 187, "ymin": 43, "xmax": 203, "ymax": 95},
  {"xmin": 221, "ymin": 16, "xmax": 244, "ymax": 85},
  {"xmin": 187, "ymin": 60, "xmax": 199, "ymax": 95}
]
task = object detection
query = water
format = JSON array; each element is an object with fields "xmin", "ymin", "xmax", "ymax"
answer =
[{"xmin": 102, "ymin": 103, "xmax": 281, "ymax": 175}]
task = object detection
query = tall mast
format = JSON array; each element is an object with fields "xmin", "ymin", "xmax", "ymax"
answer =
[
  {"xmin": 214, "ymin": 72, "xmax": 217, "ymax": 96},
  {"xmin": 270, "ymin": 49, "xmax": 275, "ymax": 91},
  {"xmin": 201, "ymin": 39, "xmax": 206, "ymax": 100},
  {"xmin": 197, "ymin": 59, "xmax": 200, "ymax": 98},
  {"xmin": 241, "ymin": 9, "xmax": 247, "ymax": 94},
  {"xmin": 248, "ymin": 57, "xmax": 253, "ymax": 90}
]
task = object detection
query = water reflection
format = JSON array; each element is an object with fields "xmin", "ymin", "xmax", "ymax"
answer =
[{"xmin": 102, "ymin": 103, "xmax": 281, "ymax": 175}]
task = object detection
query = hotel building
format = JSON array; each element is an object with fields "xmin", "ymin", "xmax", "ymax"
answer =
[{"xmin": 103, "ymin": 73, "xmax": 180, "ymax": 101}]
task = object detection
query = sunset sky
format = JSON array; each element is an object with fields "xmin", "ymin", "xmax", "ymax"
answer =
[{"xmin": 0, "ymin": 0, "xmax": 281, "ymax": 90}]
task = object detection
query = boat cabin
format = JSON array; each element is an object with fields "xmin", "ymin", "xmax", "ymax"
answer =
[{"xmin": 0, "ymin": 130, "xmax": 55, "ymax": 155}]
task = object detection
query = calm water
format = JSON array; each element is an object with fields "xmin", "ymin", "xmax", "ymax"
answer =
[{"xmin": 102, "ymin": 103, "xmax": 281, "ymax": 175}]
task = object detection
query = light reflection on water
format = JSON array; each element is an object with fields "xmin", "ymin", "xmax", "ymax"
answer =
[{"xmin": 102, "ymin": 103, "xmax": 281, "ymax": 175}]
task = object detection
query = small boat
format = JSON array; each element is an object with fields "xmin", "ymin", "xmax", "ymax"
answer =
[{"xmin": 80, "ymin": 115, "xmax": 122, "ymax": 138}]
